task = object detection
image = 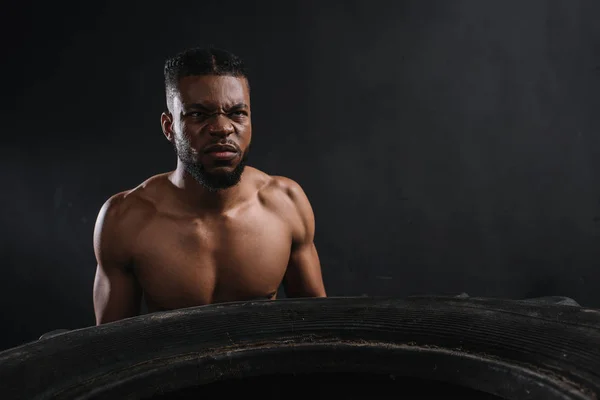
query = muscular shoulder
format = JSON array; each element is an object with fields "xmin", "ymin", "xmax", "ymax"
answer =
[
  {"xmin": 94, "ymin": 174, "xmax": 167, "ymax": 258},
  {"xmin": 254, "ymin": 171, "xmax": 315, "ymax": 243},
  {"xmin": 97, "ymin": 175, "xmax": 165, "ymax": 226},
  {"xmin": 95, "ymin": 190, "xmax": 152, "ymax": 234}
]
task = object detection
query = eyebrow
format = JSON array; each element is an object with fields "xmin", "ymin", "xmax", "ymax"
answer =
[{"xmin": 183, "ymin": 102, "xmax": 248, "ymax": 111}]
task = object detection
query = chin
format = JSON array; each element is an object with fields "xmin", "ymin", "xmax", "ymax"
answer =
[{"xmin": 208, "ymin": 164, "xmax": 238, "ymax": 174}]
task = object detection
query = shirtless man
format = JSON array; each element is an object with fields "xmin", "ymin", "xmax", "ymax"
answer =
[{"xmin": 92, "ymin": 47, "xmax": 326, "ymax": 325}]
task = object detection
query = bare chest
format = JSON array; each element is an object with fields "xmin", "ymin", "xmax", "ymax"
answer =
[{"xmin": 132, "ymin": 209, "xmax": 292, "ymax": 310}]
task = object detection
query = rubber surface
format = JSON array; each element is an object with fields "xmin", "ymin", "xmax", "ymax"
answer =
[{"xmin": 0, "ymin": 296, "xmax": 599, "ymax": 399}]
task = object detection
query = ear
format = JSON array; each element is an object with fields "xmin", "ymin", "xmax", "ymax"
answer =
[{"xmin": 161, "ymin": 112, "xmax": 174, "ymax": 142}]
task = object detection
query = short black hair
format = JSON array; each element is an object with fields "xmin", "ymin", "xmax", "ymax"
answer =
[{"xmin": 163, "ymin": 47, "xmax": 249, "ymax": 112}]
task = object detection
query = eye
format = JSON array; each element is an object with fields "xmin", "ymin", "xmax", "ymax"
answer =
[
  {"xmin": 184, "ymin": 111, "xmax": 209, "ymax": 121},
  {"xmin": 229, "ymin": 111, "xmax": 248, "ymax": 118}
]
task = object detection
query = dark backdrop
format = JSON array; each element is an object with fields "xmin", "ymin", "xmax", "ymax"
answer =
[{"xmin": 2, "ymin": 0, "xmax": 600, "ymax": 351}]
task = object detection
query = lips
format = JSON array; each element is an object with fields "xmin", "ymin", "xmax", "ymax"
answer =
[
  {"xmin": 204, "ymin": 144, "xmax": 239, "ymax": 161},
  {"xmin": 204, "ymin": 144, "xmax": 238, "ymax": 154}
]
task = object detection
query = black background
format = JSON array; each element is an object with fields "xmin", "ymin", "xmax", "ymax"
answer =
[{"xmin": 2, "ymin": 0, "xmax": 600, "ymax": 351}]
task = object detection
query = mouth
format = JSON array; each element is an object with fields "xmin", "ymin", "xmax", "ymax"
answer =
[{"xmin": 204, "ymin": 144, "xmax": 239, "ymax": 161}]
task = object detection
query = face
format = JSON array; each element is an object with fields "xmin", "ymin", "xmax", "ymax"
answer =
[{"xmin": 161, "ymin": 75, "xmax": 252, "ymax": 191}]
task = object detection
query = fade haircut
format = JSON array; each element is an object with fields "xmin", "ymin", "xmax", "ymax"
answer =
[{"xmin": 163, "ymin": 47, "xmax": 249, "ymax": 112}]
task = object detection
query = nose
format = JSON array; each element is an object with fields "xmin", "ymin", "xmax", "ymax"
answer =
[{"xmin": 207, "ymin": 114, "xmax": 235, "ymax": 137}]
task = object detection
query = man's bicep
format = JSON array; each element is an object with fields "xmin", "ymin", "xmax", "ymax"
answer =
[
  {"xmin": 92, "ymin": 195, "xmax": 142, "ymax": 325},
  {"xmin": 93, "ymin": 261, "xmax": 141, "ymax": 325},
  {"xmin": 283, "ymin": 241, "xmax": 326, "ymax": 297}
]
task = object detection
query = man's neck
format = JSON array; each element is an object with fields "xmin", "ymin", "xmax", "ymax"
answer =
[{"xmin": 169, "ymin": 162, "xmax": 245, "ymax": 214}]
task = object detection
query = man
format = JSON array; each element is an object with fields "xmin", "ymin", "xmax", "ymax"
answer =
[{"xmin": 92, "ymin": 47, "xmax": 326, "ymax": 325}]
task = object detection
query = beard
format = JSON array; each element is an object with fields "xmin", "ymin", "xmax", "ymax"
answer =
[{"xmin": 173, "ymin": 136, "xmax": 249, "ymax": 192}]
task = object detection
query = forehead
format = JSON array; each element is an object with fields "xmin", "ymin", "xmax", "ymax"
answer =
[{"xmin": 175, "ymin": 75, "xmax": 250, "ymax": 108}]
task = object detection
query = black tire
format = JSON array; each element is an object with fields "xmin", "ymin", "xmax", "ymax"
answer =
[{"xmin": 1, "ymin": 296, "xmax": 599, "ymax": 399}]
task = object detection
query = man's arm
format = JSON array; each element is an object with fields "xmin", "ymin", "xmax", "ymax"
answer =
[
  {"xmin": 93, "ymin": 194, "xmax": 142, "ymax": 325},
  {"xmin": 281, "ymin": 180, "xmax": 326, "ymax": 298}
]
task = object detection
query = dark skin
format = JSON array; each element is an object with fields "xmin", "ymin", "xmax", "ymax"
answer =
[{"xmin": 93, "ymin": 75, "xmax": 326, "ymax": 325}]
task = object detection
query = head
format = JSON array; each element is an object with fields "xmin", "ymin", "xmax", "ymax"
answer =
[{"xmin": 161, "ymin": 47, "xmax": 252, "ymax": 192}]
